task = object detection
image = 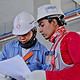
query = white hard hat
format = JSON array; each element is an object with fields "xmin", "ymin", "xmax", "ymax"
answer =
[
  {"xmin": 37, "ymin": 4, "xmax": 64, "ymax": 21},
  {"xmin": 12, "ymin": 11, "xmax": 36, "ymax": 35}
]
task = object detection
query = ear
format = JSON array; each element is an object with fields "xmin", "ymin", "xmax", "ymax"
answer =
[{"xmin": 51, "ymin": 19, "xmax": 57, "ymax": 26}]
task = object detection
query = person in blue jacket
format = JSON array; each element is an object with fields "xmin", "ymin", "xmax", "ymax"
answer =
[{"xmin": 0, "ymin": 12, "xmax": 49, "ymax": 80}]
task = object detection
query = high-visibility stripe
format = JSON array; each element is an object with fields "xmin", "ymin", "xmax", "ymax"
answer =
[
  {"xmin": 23, "ymin": 51, "xmax": 33, "ymax": 61},
  {"xmin": 50, "ymin": 32, "xmax": 68, "ymax": 70}
]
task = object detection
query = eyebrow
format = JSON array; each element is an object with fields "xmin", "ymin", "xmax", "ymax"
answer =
[{"xmin": 39, "ymin": 21, "xmax": 43, "ymax": 26}]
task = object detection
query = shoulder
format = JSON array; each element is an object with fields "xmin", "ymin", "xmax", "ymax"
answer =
[
  {"xmin": 4, "ymin": 39, "xmax": 18, "ymax": 48},
  {"xmin": 63, "ymin": 32, "xmax": 80, "ymax": 42},
  {"xmin": 34, "ymin": 40, "xmax": 48, "ymax": 52},
  {"xmin": 66, "ymin": 32, "xmax": 80, "ymax": 37}
]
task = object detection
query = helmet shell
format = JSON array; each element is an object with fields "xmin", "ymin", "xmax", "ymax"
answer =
[
  {"xmin": 12, "ymin": 11, "xmax": 36, "ymax": 35},
  {"xmin": 37, "ymin": 4, "xmax": 64, "ymax": 21}
]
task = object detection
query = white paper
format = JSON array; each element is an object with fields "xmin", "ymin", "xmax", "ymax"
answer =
[{"xmin": 0, "ymin": 55, "xmax": 31, "ymax": 80}]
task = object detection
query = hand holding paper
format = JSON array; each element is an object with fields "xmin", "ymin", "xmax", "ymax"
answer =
[{"xmin": 0, "ymin": 55, "xmax": 31, "ymax": 80}]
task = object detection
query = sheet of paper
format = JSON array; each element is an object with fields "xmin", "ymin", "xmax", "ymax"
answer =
[{"xmin": 0, "ymin": 55, "xmax": 31, "ymax": 80}]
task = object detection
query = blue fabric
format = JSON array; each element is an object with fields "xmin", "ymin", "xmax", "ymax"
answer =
[{"xmin": 0, "ymin": 40, "xmax": 49, "ymax": 71}]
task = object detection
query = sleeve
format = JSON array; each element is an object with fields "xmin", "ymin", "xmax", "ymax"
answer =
[
  {"xmin": 46, "ymin": 32, "xmax": 80, "ymax": 80},
  {"xmin": 41, "ymin": 49, "xmax": 51, "ymax": 70},
  {"xmin": 0, "ymin": 44, "xmax": 8, "ymax": 61},
  {"xmin": 40, "ymin": 45, "xmax": 52, "ymax": 70}
]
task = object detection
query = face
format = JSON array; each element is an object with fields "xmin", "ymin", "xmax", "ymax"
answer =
[
  {"xmin": 38, "ymin": 19, "xmax": 57, "ymax": 39},
  {"xmin": 17, "ymin": 31, "xmax": 33, "ymax": 44}
]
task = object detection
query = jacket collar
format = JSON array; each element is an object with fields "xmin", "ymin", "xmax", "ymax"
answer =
[{"xmin": 13, "ymin": 40, "xmax": 40, "ymax": 51}]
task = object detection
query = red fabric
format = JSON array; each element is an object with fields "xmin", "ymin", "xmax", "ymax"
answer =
[
  {"xmin": 46, "ymin": 32, "xmax": 80, "ymax": 80},
  {"xmin": 49, "ymin": 26, "xmax": 68, "ymax": 43}
]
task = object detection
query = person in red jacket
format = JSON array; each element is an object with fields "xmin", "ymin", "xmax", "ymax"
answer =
[{"xmin": 26, "ymin": 4, "xmax": 80, "ymax": 80}]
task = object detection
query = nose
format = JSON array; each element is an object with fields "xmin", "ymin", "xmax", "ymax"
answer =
[{"xmin": 18, "ymin": 35, "xmax": 25, "ymax": 40}]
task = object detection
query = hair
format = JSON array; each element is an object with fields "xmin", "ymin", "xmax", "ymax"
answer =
[
  {"xmin": 38, "ymin": 15, "xmax": 67, "ymax": 26},
  {"xmin": 31, "ymin": 27, "xmax": 37, "ymax": 34}
]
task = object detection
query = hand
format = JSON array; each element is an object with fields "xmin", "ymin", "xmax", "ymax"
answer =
[
  {"xmin": 0, "ymin": 74, "xmax": 11, "ymax": 80},
  {"xmin": 25, "ymin": 70, "xmax": 46, "ymax": 80}
]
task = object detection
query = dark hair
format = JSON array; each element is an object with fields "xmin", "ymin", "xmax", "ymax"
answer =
[
  {"xmin": 31, "ymin": 27, "xmax": 37, "ymax": 35},
  {"xmin": 38, "ymin": 15, "xmax": 67, "ymax": 26}
]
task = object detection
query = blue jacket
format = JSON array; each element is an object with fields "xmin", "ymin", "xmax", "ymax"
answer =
[{"xmin": 0, "ymin": 39, "xmax": 49, "ymax": 71}]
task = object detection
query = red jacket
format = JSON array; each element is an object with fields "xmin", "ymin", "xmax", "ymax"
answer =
[{"xmin": 46, "ymin": 32, "xmax": 80, "ymax": 80}]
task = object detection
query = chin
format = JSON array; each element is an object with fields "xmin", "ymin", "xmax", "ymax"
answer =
[{"xmin": 21, "ymin": 41, "xmax": 26, "ymax": 44}]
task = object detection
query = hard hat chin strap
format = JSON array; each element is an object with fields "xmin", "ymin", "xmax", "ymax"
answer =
[
  {"xmin": 19, "ymin": 28, "xmax": 37, "ymax": 49},
  {"xmin": 19, "ymin": 38, "xmax": 37, "ymax": 49},
  {"xmin": 59, "ymin": 15, "xmax": 67, "ymax": 25}
]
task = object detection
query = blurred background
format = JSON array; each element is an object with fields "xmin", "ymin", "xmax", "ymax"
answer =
[{"xmin": 0, "ymin": 0, "xmax": 80, "ymax": 53}]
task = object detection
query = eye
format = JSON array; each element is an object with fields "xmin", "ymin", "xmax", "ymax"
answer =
[
  {"xmin": 39, "ymin": 23, "xmax": 44, "ymax": 27},
  {"xmin": 41, "ymin": 24, "xmax": 44, "ymax": 27}
]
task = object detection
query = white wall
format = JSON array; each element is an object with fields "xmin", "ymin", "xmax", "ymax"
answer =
[
  {"xmin": 33, "ymin": 0, "xmax": 50, "ymax": 18},
  {"xmin": 61, "ymin": 0, "xmax": 76, "ymax": 13},
  {"xmin": 50, "ymin": 0, "xmax": 78, "ymax": 13},
  {"xmin": 0, "ymin": 0, "xmax": 79, "ymax": 35},
  {"xmin": 0, "ymin": 0, "xmax": 34, "ymax": 35}
]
